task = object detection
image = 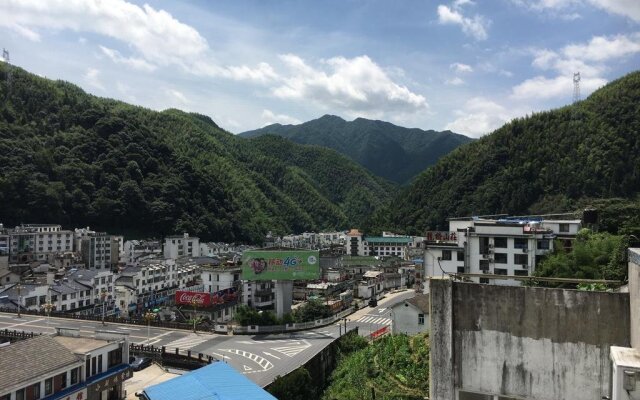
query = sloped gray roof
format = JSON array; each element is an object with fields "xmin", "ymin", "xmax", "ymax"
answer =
[
  {"xmin": 406, "ymin": 294, "xmax": 430, "ymax": 313},
  {"xmin": 0, "ymin": 335, "xmax": 82, "ymax": 392}
]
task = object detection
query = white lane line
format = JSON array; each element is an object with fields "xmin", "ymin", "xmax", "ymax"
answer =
[
  {"xmin": 262, "ymin": 351, "xmax": 281, "ymax": 360},
  {"xmin": 219, "ymin": 349, "xmax": 273, "ymax": 373},
  {"xmin": 4, "ymin": 318, "xmax": 44, "ymax": 329},
  {"xmin": 378, "ymin": 308, "xmax": 387, "ymax": 313}
]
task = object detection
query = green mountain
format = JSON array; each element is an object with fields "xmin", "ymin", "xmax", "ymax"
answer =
[
  {"xmin": 241, "ymin": 115, "xmax": 472, "ymax": 184},
  {"xmin": 368, "ymin": 71, "xmax": 640, "ymax": 234},
  {"xmin": 0, "ymin": 64, "xmax": 393, "ymax": 243}
]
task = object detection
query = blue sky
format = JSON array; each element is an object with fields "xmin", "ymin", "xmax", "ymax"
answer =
[{"xmin": 1, "ymin": 0, "xmax": 639, "ymax": 137}]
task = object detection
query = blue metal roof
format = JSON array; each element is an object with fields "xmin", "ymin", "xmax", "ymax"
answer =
[{"xmin": 143, "ymin": 362, "xmax": 277, "ymax": 400}]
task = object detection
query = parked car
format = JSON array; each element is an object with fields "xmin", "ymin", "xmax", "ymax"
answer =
[
  {"xmin": 130, "ymin": 357, "xmax": 152, "ymax": 371},
  {"xmin": 368, "ymin": 298, "xmax": 378, "ymax": 308}
]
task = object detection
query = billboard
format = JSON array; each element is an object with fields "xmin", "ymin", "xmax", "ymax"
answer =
[
  {"xmin": 175, "ymin": 291, "xmax": 211, "ymax": 307},
  {"xmin": 241, "ymin": 250, "xmax": 320, "ymax": 281}
]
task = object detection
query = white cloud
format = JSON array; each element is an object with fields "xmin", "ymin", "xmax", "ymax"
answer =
[
  {"xmin": 445, "ymin": 77, "xmax": 465, "ymax": 85},
  {"xmin": 515, "ymin": 0, "xmax": 640, "ymax": 21},
  {"xmin": 0, "ymin": 0, "xmax": 208, "ymax": 66},
  {"xmin": 511, "ymin": 75, "xmax": 607, "ymax": 99},
  {"xmin": 261, "ymin": 109, "xmax": 301, "ymax": 126},
  {"xmin": 84, "ymin": 68, "xmax": 104, "ymax": 90},
  {"xmin": 272, "ymin": 54, "xmax": 428, "ymax": 116},
  {"xmin": 563, "ymin": 33, "xmax": 640, "ymax": 61},
  {"xmin": 450, "ymin": 62, "xmax": 473, "ymax": 73},
  {"xmin": 446, "ymin": 97, "xmax": 515, "ymax": 137},
  {"xmin": 515, "ymin": 32, "xmax": 640, "ymax": 100},
  {"xmin": 166, "ymin": 89, "xmax": 190, "ymax": 105},
  {"xmin": 99, "ymin": 46, "xmax": 157, "ymax": 72},
  {"xmin": 437, "ymin": 4, "xmax": 490, "ymax": 40}
]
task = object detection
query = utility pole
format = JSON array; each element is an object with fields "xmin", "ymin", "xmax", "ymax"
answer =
[
  {"xmin": 144, "ymin": 310, "xmax": 155, "ymax": 345},
  {"xmin": 100, "ymin": 288, "xmax": 107, "ymax": 325}
]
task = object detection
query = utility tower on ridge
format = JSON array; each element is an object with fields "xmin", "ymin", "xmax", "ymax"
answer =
[
  {"xmin": 573, "ymin": 72, "xmax": 581, "ymax": 103},
  {"xmin": 1, "ymin": 48, "xmax": 9, "ymax": 63}
]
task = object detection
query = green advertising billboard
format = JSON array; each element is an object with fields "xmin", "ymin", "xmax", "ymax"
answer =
[{"xmin": 241, "ymin": 250, "xmax": 320, "ymax": 281}]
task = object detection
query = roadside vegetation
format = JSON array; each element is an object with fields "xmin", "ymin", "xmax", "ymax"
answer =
[{"xmin": 235, "ymin": 298, "xmax": 333, "ymax": 326}]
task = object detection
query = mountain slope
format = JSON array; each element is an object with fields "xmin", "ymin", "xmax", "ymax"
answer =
[
  {"xmin": 0, "ymin": 63, "xmax": 393, "ymax": 243},
  {"xmin": 241, "ymin": 115, "xmax": 472, "ymax": 184},
  {"xmin": 368, "ymin": 70, "xmax": 640, "ymax": 233}
]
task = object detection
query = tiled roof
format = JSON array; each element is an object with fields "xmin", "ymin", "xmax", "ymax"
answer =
[
  {"xmin": 0, "ymin": 335, "xmax": 82, "ymax": 393},
  {"xmin": 406, "ymin": 294, "xmax": 430, "ymax": 313}
]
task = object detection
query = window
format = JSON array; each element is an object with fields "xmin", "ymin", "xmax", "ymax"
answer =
[
  {"xmin": 559, "ymin": 223, "xmax": 570, "ymax": 233},
  {"xmin": 45, "ymin": 378, "xmax": 53, "ymax": 395},
  {"xmin": 71, "ymin": 367, "xmax": 79, "ymax": 385},
  {"xmin": 457, "ymin": 266, "xmax": 465, "ymax": 274},
  {"xmin": 15, "ymin": 388, "xmax": 25, "ymax": 400},
  {"xmin": 479, "ymin": 260, "xmax": 489, "ymax": 271},
  {"xmin": 61, "ymin": 305, "xmax": 67, "ymax": 311},
  {"xmin": 514, "ymin": 254, "xmax": 528, "ymax": 265},
  {"xmin": 108, "ymin": 347, "xmax": 123, "ymax": 367},
  {"xmin": 493, "ymin": 237, "xmax": 508, "ymax": 248},
  {"xmin": 514, "ymin": 238, "xmax": 527, "ymax": 249},
  {"xmin": 62, "ymin": 294, "xmax": 67, "ymax": 301},
  {"xmin": 514, "ymin": 270, "xmax": 529, "ymax": 276},
  {"xmin": 457, "ymin": 251, "xmax": 465, "ymax": 261},
  {"xmin": 98, "ymin": 355, "xmax": 103, "ymax": 373},
  {"xmin": 32, "ymin": 383, "xmax": 41, "ymax": 399},
  {"xmin": 51, "ymin": 294, "xmax": 57, "ymax": 302},
  {"xmin": 537, "ymin": 239, "xmax": 550, "ymax": 250},
  {"xmin": 418, "ymin": 313, "xmax": 424, "ymax": 325},
  {"xmin": 441, "ymin": 250, "xmax": 452, "ymax": 261},
  {"xmin": 92, "ymin": 357, "xmax": 97, "ymax": 375},
  {"xmin": 494, "ymin": 253, "xmax": 508, "ymax": 264},
  {"xmin": 25, "ymin": 297, "xmax": 37, "ymax": 307},
  {"xmin": 494, "ymin": 268, "xmax": 507, "ymax": 275},
  {"xmin": 60, "ymin": 371, "xmax": 67, "ymax": 389},
  {"xmin": 479, "ymin": 278, "xmax": 489, "ymax": 284}
]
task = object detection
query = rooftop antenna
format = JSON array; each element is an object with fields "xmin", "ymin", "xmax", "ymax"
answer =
[
  {"xmin": 572, "ymin": 72, "xmax": 581, "ymax": 103},
  {"xmin": 1, "ymin": 48, "xmax": 9, "ymax": 63}
]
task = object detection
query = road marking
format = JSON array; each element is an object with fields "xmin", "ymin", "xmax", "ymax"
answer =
[
  {"xmin": 4, "ymin": 318, "xmax": 44, "ymax": 329},
  {"xmin": 163, "ymin": 334, "xmax": 211, "ymax": 350},
  {"xmin": 262, "ymin": 351, "xmax": 281, "ymax": 360},
  {"xmin": 357, "ymin": 316, "xmax": 391, "ymax": 325},
  {"xmin": 117, "ymin": 326, "xmax": 141, "ymax": 331},
  {"xmin": 219, "ymin": 349, "xmax": 273, "ymax": 374},
  {"xmin": 272, "ymin": 340, "xmax": 311, "ymax": 357},
  {"xmin": 378, "ymin": 308, "xmax": 387, "ymax": 313},
  {"xmin": 237, "ymin": 339, "xmax": 300, "ymax": 345},
  {"xmin": 135, "ymin": 330, "xmax": 173, "ymax": 345},
  {"xmin": 81, "ymin": 325, "xmax": 95, "ymax": 328},
  {"xmin": 243, "ymin": 365, "xmax": 253, "ymax": 371}
]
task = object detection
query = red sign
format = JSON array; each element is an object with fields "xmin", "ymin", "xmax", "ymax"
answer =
[
  {"xmin": 175, "ymin": 291, "xmax": 211, "ymax": 307},
  {"xmin": 425, "ymin": 231, "xmax": 457, "ymax": 242}
]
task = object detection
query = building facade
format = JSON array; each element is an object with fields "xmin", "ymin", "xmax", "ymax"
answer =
[{"xmin": 163, "ymin": 233, "xmax": 199, "ymax": 260}]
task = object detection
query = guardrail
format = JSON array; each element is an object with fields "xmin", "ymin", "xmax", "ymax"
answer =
[
  {"xmin": 129, "ymin": 343, "xmax": 215, "ymax": 371},
  {"xmin": 0, "ymin": 328, "xmax": 42, "ymax": 341},
  {"xmin": 232, "ymin": 307, "xmax": 354, "ymax": 335}
]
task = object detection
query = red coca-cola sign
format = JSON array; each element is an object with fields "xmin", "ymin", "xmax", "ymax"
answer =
[{"xmin": 175, "ymin": 291, "xmax": 211, "ymax": 307}]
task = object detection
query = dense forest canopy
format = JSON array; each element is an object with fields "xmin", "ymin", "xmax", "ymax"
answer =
[
  {"xmin": 241, "ymin": 114, "xmax": 472, "ymax": 185},
  {"xmin": 367, "ymin": 70, "xmax": 640, "ymax": 235},
  {"xmin": 0, "ymin": 64, "xmax": 393, "ymax": 243}
]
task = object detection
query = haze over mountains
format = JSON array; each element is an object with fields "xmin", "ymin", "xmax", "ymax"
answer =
[{"xmin": 241, "ymin": 115, "xmax": 473, "ymax": 184}]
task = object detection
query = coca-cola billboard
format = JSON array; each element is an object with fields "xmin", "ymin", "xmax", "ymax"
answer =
[{"xmin": 175, "ymin": 291, "xmax": 211, "ymax": 307}]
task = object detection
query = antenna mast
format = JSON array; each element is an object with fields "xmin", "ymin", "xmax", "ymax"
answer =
[
  {"xmin": 572, "ymin": 72, "xmax": 581, "ymax": 103},
  {"xmin": 1, "ymin": 48, "xmax": 9, "ymax": 63}
]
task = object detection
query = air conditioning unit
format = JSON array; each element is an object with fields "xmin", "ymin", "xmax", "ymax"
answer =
[
  {"xmin": 521, "ymin": 264, "xmax": 528, "ymax": 269},
  {"xmin": 487, "ymin": 257, "xmax": 494, "ymax": 263},
  {"xmin": 522, "ymin": 248, "xmax": 528, "ymax": 253},
  {"xmin": 488, "ymin": 244, "xmax": 494, "ymax": 249}
]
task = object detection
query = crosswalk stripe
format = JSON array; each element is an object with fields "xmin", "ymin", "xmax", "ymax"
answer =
[
  {"xmin": 357, "ymin": 316, "xmax": 391, "ymax": 325},
  {"xmin": 163, "ymin": 334, "xmax": 211, "ymax": 350}
]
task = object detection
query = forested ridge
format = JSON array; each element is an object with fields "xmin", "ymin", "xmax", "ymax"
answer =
[
  {"xmin": 368, "ymin": 70, "xmax": 640, "ymax": 235},
  {"xmin": 0, "ymin": 64, "xmax": 393, "ymax": 243},
  {"xmin": 241, "ymin": 114, "xmax": 472, "ymax": 184}
]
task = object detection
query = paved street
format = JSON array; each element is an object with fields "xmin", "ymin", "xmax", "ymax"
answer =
[{"xmin": 0, "ymin": 290, "xmax": 417, "ymax": 387}]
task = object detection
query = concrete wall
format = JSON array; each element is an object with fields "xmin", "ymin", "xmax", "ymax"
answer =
[
  {"xmin": 430, "ymin": 279, "xmax": 631, "ymax": 400},
  {"xmin": 629, "ymin": 248, "xmax": 640, "ymax": 349},
  {"xmin": 392, "ymin": 302, "xmax": 429, "ymax": 335}
]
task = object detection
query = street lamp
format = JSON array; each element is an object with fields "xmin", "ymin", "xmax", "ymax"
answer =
[
  {"xmin": 15, "ymin": 284, "xmax": 23, "ymax": 318},
  {"xmin": 143, "ymin": 310, "xmax": 156, "ymax": 345},
  {"xmin": 100, "ymin": 288, "xmax": 108, "ymax": 325},
  {"xmin": 190, "ymin": 297, "xmax": 199, "ymax": 333},
  {"xmin": 41, "ymin": 297, "xmax": 54, "ymax": 328}
]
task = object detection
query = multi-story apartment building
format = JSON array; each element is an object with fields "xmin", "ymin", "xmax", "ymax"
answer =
[
  {"xmin": 81, "ymin": 232, "xmax": 118, "ymax": 270},
  {"xmin": 423, "ymin": 216, "xmax": 582, "ymax": 289},
  {"xmin": 344, "ymin": 229, "xmax": 413, "ymax": 258},
  {"xmin": 123, "ymin": 239, "xmax": 162, "ymax": 264},
  {"xmin": 9, "ymin": 224, "xmax": 74, "ymax": 263},
  {"xmin": 163, "ymin": 233, "xmax": 199, "ymax": 259},
  {"xmin": 0, "ymin": 328, "xmax": 131, "ymax": 400},
  {"xmin": 201, "ymin": 264, "xmax": 241, "ymax": 293},
  {"xmin": 243, "ymin": 281, "xmax": 275, "ymax": 310}
]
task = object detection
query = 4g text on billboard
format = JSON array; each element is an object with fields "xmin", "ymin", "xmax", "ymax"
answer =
[{"xmin": 241, "ymin": 250, "xmax": 320, "ymax": 281}]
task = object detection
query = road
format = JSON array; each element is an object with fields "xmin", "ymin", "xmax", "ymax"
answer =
[{"xmin": 0, "ymin": 290, "xmax": 416, "ymax": 387}]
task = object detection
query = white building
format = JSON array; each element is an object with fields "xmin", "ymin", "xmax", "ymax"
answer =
[
  {"xmin": 344, "ymin": 229, "xmax": 414, "ymax": 258},
  {"xmin": 201, "ymin": 264, "xmax": 241, "ymax": 293},
  {"xmin": 164, "ymin": 233, "xmax": 199, "ymax": 259},
  {"xmin": 424, "ymin": 216, "xmax": 582, "ymax": 289},
  {"xmin": 81, "ymin": 232, "xmax": 117, "ymax": 270},
  {"xmin": 243, "ymin": 281, "xmax": 275, "ymax": 310},
  {"xmin": 9, "ymin": 224, "xmax": 74, "ymax": 263},
  {"xmin": 390, "ymin": 294, "xmax": 430, "ymax": 335},
  {"xmin": 123, "ymin": 239, "xmax": 162, "ymax": 264}
]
